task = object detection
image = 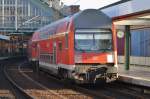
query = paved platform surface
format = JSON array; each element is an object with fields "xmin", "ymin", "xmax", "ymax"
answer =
[{"xmin": 118, "ymin": 64, "xmax": 150, "ymax": 87}]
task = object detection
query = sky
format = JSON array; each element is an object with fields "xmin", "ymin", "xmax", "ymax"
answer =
[{"xmin": 62, "ymin": 0, "xmax": 121, "ymax": 10}]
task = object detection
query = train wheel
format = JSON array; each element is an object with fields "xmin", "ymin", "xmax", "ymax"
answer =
[
  {"xmin": 95, "ymin": 78, "xmax": 106, "ymax": 87},
  {"xmin": 31, "ymin": 61, "xmax": 36, "ymax": 72},
  {"xmin": 32, "ymin": 61, "xmax": 39, "ymax": 73},
  {"xmin": 58, "ymin": 68, "xmax": 74, "ymax": 84},
  {"xmin": 58, "ymin": 68, "xmax": 69, "ymax": 80}
]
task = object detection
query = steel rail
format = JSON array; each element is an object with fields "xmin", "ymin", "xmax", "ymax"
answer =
[
  {"xmin": 18, "ymin": 62, "xmax": 68, "ymax": 99},
  {"xmin": 3, "ymin": 65, "xmax": 33, "ymax": 99}
]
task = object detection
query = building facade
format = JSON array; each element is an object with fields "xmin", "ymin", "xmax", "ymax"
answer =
[
  {"xmin": 41, "ymin": 0, "xmax": 63, "ymax": 10},
  {"xmin": 0, "ymin": 0, "xmax": 62, "ymax": 57},
  {"xmin": 0, "ymin": 0, "xmax": 62, "ymax": 33}
]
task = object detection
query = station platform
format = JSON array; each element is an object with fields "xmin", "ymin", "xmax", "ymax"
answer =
[
  {"xmin": 0, "ymin": 57, "xmax": 9, "ymax": 60},
  {"xmin": 118, "ymin": 64, "xmax": 150, "ymax": 87},
  {"xmin": 0, "ymin": 56, "xmax": 24, "ymax": 61}
]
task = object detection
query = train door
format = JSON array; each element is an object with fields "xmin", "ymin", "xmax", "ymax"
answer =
[
  {"xmin": 53, "ymin": 42, "xmax": 57, "ymax": 64},
  {"xmin": 34, "ymin": 42, "xmax": 39, "ymax": 60},
  {"xmin": 32, "ymin": 42, "xmax": 39, "ymax": 72},
  {"xmin": 37, "ymin": 43, "xmax": 40, "ymax": 60},
  {"xmin": 32, "ymin": 42, "xmax": 38, "ymax": 60}
]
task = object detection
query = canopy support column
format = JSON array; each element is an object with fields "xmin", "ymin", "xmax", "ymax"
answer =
[{"xmin": 125, "ymin": 25, "xmax": 130, "ymax": 70}]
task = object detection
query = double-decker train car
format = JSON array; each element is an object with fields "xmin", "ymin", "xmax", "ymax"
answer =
[{"xmin": 28, "ymin": 9, "xmax": 118, "ymax": 84}]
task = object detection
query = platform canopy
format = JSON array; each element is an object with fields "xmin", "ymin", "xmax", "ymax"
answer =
[{"xmin": 113, "ymin": 10, "xmax": 150, "ymax": 26}]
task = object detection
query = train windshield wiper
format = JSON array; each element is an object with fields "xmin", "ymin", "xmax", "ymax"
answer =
[
  {"xmin": 75, "ymin": 46, "xmax": 86, "ymax": 52},
  {"xmin": 78, "ymin": 48, "xmax": 86, "ymax": 52},
  {"xmin": 99, "ymin": 48, "xmax": 111, "ymax": 52}
]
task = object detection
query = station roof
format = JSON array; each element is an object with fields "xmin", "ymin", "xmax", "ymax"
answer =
[
  {"xmin": 100, "ymin": 0, "xmax": 150, "ymax": 26},
  {"xmin": 113, "ymin": 10, "xmax": 150, "ymax": 26}
]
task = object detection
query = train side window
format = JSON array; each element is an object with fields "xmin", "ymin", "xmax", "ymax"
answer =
[
  {"xmin": 65, "ymin": 34, "xmax": 68, "ymax": 48},
  {"xmin": 58, "ymin": 42, "xmax": 62, "ymax": 51}
]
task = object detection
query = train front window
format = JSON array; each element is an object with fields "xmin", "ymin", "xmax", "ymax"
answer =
[{"xmin": 75, "ymin": 29, "xmax": 112, "ymax": 52}]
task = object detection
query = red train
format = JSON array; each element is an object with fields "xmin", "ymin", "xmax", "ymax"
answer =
[{"xmin": 28, "ymin": 9, "xmax": 118, "ymax": 84}]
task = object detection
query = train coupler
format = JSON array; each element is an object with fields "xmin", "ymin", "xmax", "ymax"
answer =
[
  {"xmin": 86, "ymin": 67, "xmax": 107, "ymax": 83},
  {"xmin": 106, "ymin": 73, "xmax": 118, "ymax": 83}
]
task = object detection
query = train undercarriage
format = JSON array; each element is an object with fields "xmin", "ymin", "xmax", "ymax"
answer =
[
  {"xmin": 30, "ymin": 60, "xmax": 118, "ymax": 84},
  {"xmin": 72, "ymin": 64, "xmax": 118, "ymax": 84}
]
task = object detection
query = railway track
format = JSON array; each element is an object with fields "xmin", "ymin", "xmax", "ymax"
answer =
[
  {"xmin": 105, "ymin": 82, "xmax": 150, "ymax": 99},
  {"xmin": 5, "ymin": 60, "xmax": 109, "ymax": 99},
  {"xmin": 0, "ymin": 58, "xmax": 28, "ymax": 99},
  {"xmin": 5, "ymin": 63, "xmax": 69, "ymax": 99},
  {"xmin": 88, "ymin": 84, "xmax": 150, "ymax": 99},
  {"xmin": 41, "ymin": 70, "xmax": 150, "ymax": 99},
  {"xmin": 0, "ymin": 64, "xmax": 15, "ymax": 98},
  {"xmin": 4, "ymin": 59, "xmax": 150, "ymax": 99},
  {"xmin": 20, "ymin": 64, "xmax": 112, "ymax": 99},
  {"xmin": 17, "ymin": 61, "xmax": 150, "ymax": 99}
]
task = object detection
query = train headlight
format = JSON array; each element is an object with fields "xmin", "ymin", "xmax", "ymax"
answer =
[{"xmin": 107, "ymin": 54, "xmax": 114, "ymax": 63}]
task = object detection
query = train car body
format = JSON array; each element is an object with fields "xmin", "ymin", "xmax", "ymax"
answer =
[{"xmin": 28, "ymin": 9, "xmax": 118, "ymax": 83}]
